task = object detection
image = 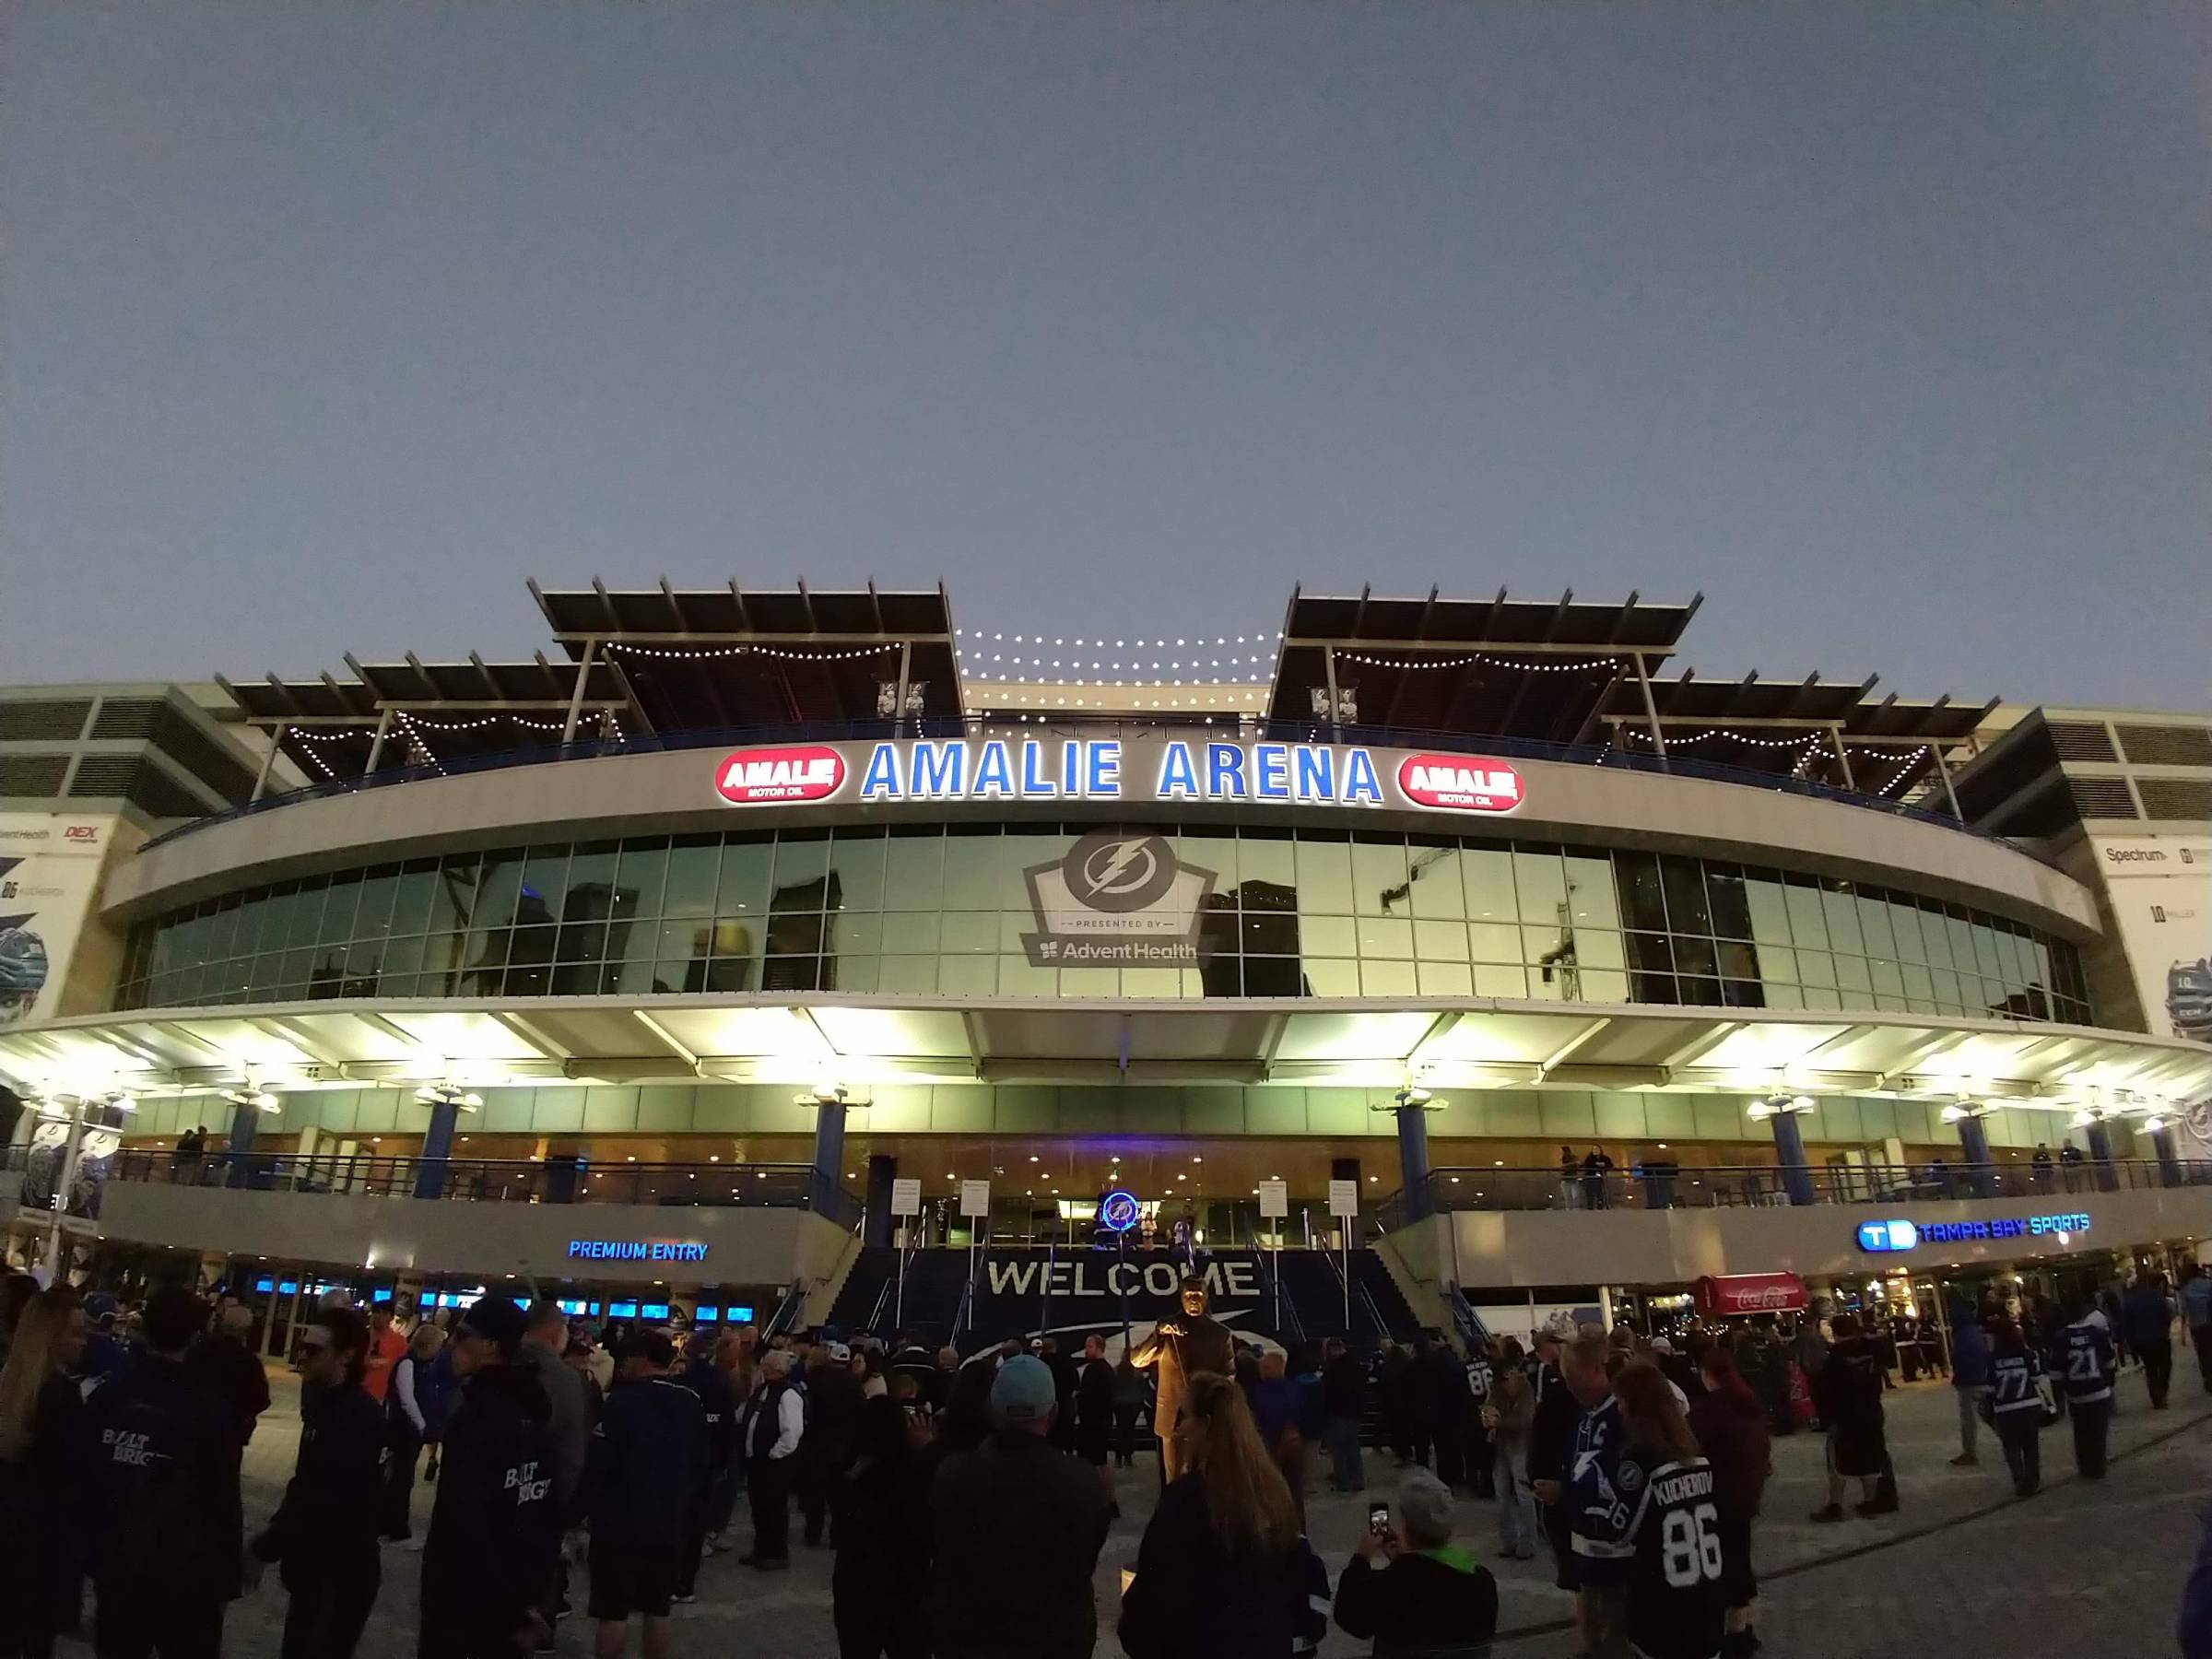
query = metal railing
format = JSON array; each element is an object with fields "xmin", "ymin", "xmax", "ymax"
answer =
[
  {"xmin": 1371, "ymin": 1157, "xmax": 2212, "ymax": 1230},
  {"xmin": 147, "ymin": 712, "xmax": 1982, "ymax": 851},
  {"xmin": 87, "ymin": 1148, "xmax": 863, "ymax": 1226}
]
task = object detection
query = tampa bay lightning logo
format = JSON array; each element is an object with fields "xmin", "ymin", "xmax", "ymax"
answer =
[
  {"xmin": 1099, "ymin": 1189, "xmax": 1141, "ymax": 1233},
  {"xmin": 1065, "ymin": 830, "xmax": 1178, "ymax": 914}
]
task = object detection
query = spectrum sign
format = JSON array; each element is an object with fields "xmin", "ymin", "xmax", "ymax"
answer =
[{"xmin": 711, "ymin": 738, "xmax": 1525, "ymax": 816}]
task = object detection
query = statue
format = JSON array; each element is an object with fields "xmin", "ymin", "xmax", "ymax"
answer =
[{"xmin": 1128, "ymin": 1275, "xmax": 1235, "ymax": 1481}]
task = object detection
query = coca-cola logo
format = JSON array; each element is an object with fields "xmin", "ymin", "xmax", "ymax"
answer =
[
  {"xmin": 712, "ymin": 746, "xmax": 846, "ymax": 806},
  {"xmin": 1396, "ymin": 755, "xmax": 1524, "ymax": 814},
  {"xmin": 1723, "ymin": 1285, "xmax": 1798, "ymax": 1310},
  {"xmin": 1697, "ymin": 1273, "xmax": 1806, "ymax": 1315}
]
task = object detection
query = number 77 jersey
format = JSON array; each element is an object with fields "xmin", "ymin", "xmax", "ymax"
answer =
[{"xmin": 1623, "ymin": 1452, "xmax": 1730, "ymax": 1659}]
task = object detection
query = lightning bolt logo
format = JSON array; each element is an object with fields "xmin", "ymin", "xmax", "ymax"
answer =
[{"xmin": 1084, "ymin": 839, "xmax": 1151, "ymax": 898}]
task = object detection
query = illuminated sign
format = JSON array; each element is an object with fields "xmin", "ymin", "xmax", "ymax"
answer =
[
  {"xmin": 1098, "ymin": 1189, "xmax": 1141, "ymax": 1233},
  {"xmin": 1022, "ymin": 830, "xmax": 1215, "ymax": 967},
  {"xmin": 1857, "ymin": 1213, "xmax": 2088, "ymax": 1253},
  {"xmin": 567, "ymin": 1239, "xmax": 709, "ymax": 1263},
  {"xmin": 1397, "ymin": 755, "xmax": 1524, "ymax": 814},
  {"xmin": 713, "ymin": 746, "xmax": 846, "ymax": 806},
  {"xmin": 709, "ymin": 738, "xmax": 1528, "ymax": 816}
]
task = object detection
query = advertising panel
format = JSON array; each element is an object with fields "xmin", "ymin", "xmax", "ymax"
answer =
[
  {"xmin": 0, "ymin": 815, "xmax": 115, "ymax": 1030},
  {"xmin": 2088, "ymin": 836, "xmax": 2212, "ymax": 1046}
]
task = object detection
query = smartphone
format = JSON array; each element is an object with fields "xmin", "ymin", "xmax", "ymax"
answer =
[{"xmin": 1368, "ymin": 1504, "xmax": 1391, "ymax": 1536}]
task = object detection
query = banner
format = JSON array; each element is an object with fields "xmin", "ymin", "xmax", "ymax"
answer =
[
  {"xmin": 0, "ymin": 816, "xmax": 115, "ymax": 1030},
  {"xmin": 964, "ymin": 1248, "xmax": 1274, "ymax": 1351},
  {"xmin": 1694, "ymin": 1272, "xmax": 1807, "ymax": 1317},
  {"xmin": 2088, "ymin": 837, "xmax": 2212, "ymax": 1045}
]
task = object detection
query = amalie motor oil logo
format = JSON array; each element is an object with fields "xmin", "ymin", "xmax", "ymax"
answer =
[
  {"xmin": 1396, "ymin": 754, "xmax": 1524, "ymax": 813},
  {"xmin": 712, "ymin": 746, "xmax": 847, "ymax": 806}
]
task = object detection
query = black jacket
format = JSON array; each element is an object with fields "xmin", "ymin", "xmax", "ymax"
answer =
[
  {"xmin": 1118, "ymin": 1475, "xmax": 1328, "ymax": 1659},
  {"xmin": 419, "ymin": 1362, "xmax": 559, "ymax": 1657},
  {"xmin": 86, "ymin": 1353, "xmax": 244, "ymax": 1598},
  {"xmin": 1077, "ymin": 1357, "xmax": 1117, "ymax": 1431},
  {"xmin": 1334, "ymin": 1547, "xmax": 1499, "ymax": 1653},
  {"xmin": 254, "ymin": 1380, "xmax": 386, "ymax": 1583},
  {"xmin": 805, "ymin": 1361, "xmax": 865, "ymax": 1467},
  {"xmin": 1526, "ymin": 1359, "xmax": 1579, "ymax": 1483},
  {"xmin": 185, "ymin": 1331, "xmax": 271, "ymax": 1445},
  {"xmin": 588, "ymin": 1374, "xmax": 708, "ymax": 1549},
  {"xmin": 0, "ymin": 1372, "xmax": 90, "ymax": 1636},
  {"xmin": 831, "ymin": 1447, "xmax": 930, "ymax": 1616},
  {"xmin": 928, "ymin": 1429, "xmax": 1110, "ymax": 1657},
  {"xmin": 1323, "ymin": 1351, "xmax": 1365, "ymax": 1418},
  {"xmin": 680, "ymin": 1358, "xmax": 738, "ymax": 1464}
]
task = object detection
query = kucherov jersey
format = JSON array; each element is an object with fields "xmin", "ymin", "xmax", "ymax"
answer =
[
  {"xmin": 1622, "ymin": 1452, "xmax": 1729, "ymax": 1659},
  {"xmin": 1465, "ymin": 1355, "xmax": 1494, "ymax": 1406},
  {"xmin": 2058, "ymin": 1321, "xmax": 2116, "ymax": 1404}
]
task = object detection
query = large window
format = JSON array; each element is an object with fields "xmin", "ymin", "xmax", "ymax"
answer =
[{"xmin": 114, "ymin": 828, "xmax": 2094, "ymax": 1024}]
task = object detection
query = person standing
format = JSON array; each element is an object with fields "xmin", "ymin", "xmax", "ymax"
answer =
[
  {"xmin": 1609, "ymin": 1362, "xmax": 1732, "ymax": 1659},
  {"xmin": 802, "ymin": 1339, "xmax": 864, "ymax": 1547},
  {"xmin": 1688, "ymin": 1347, "xmax": 1771, "ymax": 1658},
  {"xmin": 584, "ymin": 1331, "xmax": 708, "ymax": 1659},
  {"xmin": 518, "ymin": 1300, "xmax": 588, "ymax": 1639},
  {"xmin": 1075, "ymin": 1334, "xmax": 1119, "ymax": 1512},
  {"xmin": 2057, "ymin": 1301, "xmax": 2117, "ymax": 1480},
  {"xmin": 1333, "ymin": 1469, "xmax": 1498, "ymax": 1653},
  {"xmin": 2184, "ymin": 1266, "xmax": 2212, "ymax": 1394},
  {"xmin": 1486, "ymin": 1336, "xmax": 1537, "ymax": 1561},
  {"xmin": 362, "ymin": 1301, "xmax": 408, "ymax": 1405},
  {"xmin": 252, "ymin": 1307, "xmax": 386, "ymax": 1659},
  {"xmin": 2124, "ymin": 1273, "xmax": 2178, "ymax": 1408},
  {"xmin": 85, "ymin": 1285, "xmax": 243, "ymax": 1659},
  {"xmin": 382, "ymin": 1324, "xmax": 443, "ymax": 1542},
  {"xmin": 738, "ymin": 1350, "xmax": 805, "ymax": 1570},
  {"xmin": 1320, "ymin": 1336, "xmax": 1366, "ymax": 1493},
  {"xmin": 184, "ymin": 1301, "xmax": 270, "ymax": 1449},
  {"xmin": 1526, "ymin": 1326, "xmax": 1582, "ymax": 1594},
  {"xmin": 830, "ymin": 1395, "xmax": 928, "ymax": 1659},
  {"xmin": 1559, "ymin": 1146, "xmax": 1581, "ymax": 1209},
  {"xmin": 418, "ymin": 1297, "xmax": 559, "ymax": 1659},
  {"xmin": 673, "ymin": 1333, "xmax": 735, "ymax": 1595},
  {"xmin": 1582, "ymin": 1147, "xmax": 1615, "ymax": 1211},
  {"xmin": 1464, "ymin": 1335, "xmax": 1496, "ymax": 1499},
  {"xmin": 1947, "ymin": 1299, "xmax": 1990, "ymax": 1466},
  {"xmin": 1986, "ymin": 1316, "xmax": 2053, "ymax": 1497},
  {"xmin": 1118, "ymin": 1371, "xmax": 1326, "ymax": 1659},
  {"xmin": 930, "ymin": 1356, "xmax": 1112, "ymax": 1658},
  {"xmin": 0, "ymin": 1288, "xmax": 91, "ymax": 1659},
  {"xmin": 1807, "ymin": 1313, "xmax": 1888, "ymax": 1522},
  {"xmin": 1555, "ymin": 1326, "xmax": 1632, "ymax": 1657}
]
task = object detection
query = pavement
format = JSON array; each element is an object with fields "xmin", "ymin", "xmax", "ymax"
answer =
[{"xmin": 52, "ymin": 1359, "xmax": 2212, "ymax": 1656}]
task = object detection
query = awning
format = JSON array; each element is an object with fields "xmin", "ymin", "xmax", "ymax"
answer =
[{"xmin": 1694, "ymin": 1273, "xmax": 1807, "ymax": 1317}]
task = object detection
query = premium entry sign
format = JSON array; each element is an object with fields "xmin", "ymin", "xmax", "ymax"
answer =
[{"xmin": 711, "ymin": 737, "xmax": 1526, "ymax": 818}]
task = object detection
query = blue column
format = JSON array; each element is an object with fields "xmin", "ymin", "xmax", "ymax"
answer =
[
  {"xmin": 412, "ymin": 1098, "xmax": 460, "ymax": 1199},
  {"xmin": 2085, "ymin": 1118, "xmax": 2119, "ymax": 1193},
  {"xmin": 1771, "ymin": 1112, "xmax": 1815, "ymax": 1206},
  {"xmin": 1395, "ymin": 1105, "xmax": 1433, "ymax": 1221},
  {"xmin": 811, "ymin": 1099, "xmax": 848, "ymax": 1218},
  {"xmin": 1957, "ymin": 1114, "xmax": 1995, "ymax": 1200},
  {"xmin": 225, "ymin": 1100, "xmax": 259, "ymax": 1189},
  {"xmin": 2151, "ymin": 1126, "xmax": 2183, "ymax": 1188}
]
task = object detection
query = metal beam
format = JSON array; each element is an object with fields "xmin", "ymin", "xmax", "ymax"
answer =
[{"xmin": 1632, "ymin": 653, "xmax": 1668, "ymax": 769}]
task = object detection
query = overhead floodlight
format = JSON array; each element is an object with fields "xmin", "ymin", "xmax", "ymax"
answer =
[
  {"xmin": 414, "ymin": 1083, "xmax": 479, "ymax": 1112},
  {"xmin": 2145, "ymin": 1115, "xmax": 2166, "ymax": 1134},
  {"xmin": 1748, "ymin": 1091, "xmax": 1813, "ymax": 1123},
  {"xmin": 222, "ymin": 1086, "xmax": 281, "ymax": 1114},
  {"xmin": 2068, "ymin": 1109, "xmax": 2097, "ymax": 1128}
]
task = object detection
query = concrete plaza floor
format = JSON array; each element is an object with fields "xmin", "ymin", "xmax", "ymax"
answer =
[{"xmin": 52, "ymin": 1358, "xmax": 2212, "ymax": 1655}]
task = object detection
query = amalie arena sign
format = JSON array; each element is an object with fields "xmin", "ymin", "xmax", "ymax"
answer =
[{"xmin": 711, "ymin": 736, "xmax": 1525, "ymax": 816}]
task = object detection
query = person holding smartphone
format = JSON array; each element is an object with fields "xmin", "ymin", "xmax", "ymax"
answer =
[{"xmin": 1334, "ymin": 1469, "xmax": 1499, "ymax": 1653}]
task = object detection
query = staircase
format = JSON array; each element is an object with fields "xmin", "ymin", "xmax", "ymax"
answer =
[
  {"xmin": 821, "ymin": 1245, "xmax": 975, "ymax": 1347},
  {"xmin": 823, "ymin": 1246, "xmax": 899, "ymax": 1337},
  {"xmin": 1270, "ymin": 1249, "xmax": 1423, "ymax": 1350}
]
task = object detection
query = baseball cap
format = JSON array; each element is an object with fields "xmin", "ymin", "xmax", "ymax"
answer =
[
  {"xmin": 458, "ymin": 1295, "xmax": 527, "ymax": 1353},
  {"xmin": 1651, "ymin": 1337, "xmax": 1675, "ymax": 1354},
  {"xmin": 990, "ymin": 1354, "xmax": 1057, "ymax": 1423},
  {"xmin": 826, "ymin": 1341, "xmax": 852, "ymax": 1362}
]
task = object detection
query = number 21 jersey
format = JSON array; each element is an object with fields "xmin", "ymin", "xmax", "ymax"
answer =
[{"xmin": 1623, "ymin": 1451, "xmax": 1728, "ymax": 1659}]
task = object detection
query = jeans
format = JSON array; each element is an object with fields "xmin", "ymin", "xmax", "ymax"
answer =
[
  {"xmin": 1957, "ymin": 1388, "xmax": 1982, "ymax": 1458},
  {"xmin": 2070, "ymin": 1397, "xmax": 2112, "ymax": 1478},
  {"xmin": 1324, "ymin": 1415, "xmax": 1365, "ymax": 1491},
  {"xmin": 1995, "ymin": 1413, "xmax": 2042, "ymax": 1496},
  {"xmin": 747, "ymin": 1454, "xmax": 792, "ymax": 1561},
  {"xmin": 1494, "ymin": 1445, "xmax": 1536, "ymax": 1556}
]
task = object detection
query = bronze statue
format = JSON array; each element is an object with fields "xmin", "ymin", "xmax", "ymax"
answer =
[{"xmin": 1128, "ymin": 1275, "xmax": 1235, "ymax": 1481}]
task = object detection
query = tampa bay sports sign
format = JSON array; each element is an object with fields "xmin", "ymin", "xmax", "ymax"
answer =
[{"xmin": 712, "ymin": 736, "xmax": 1524, "ymax": 816}]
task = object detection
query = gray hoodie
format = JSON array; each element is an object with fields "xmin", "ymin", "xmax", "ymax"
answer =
[{"xmin": 518, "ymin": 1335, "xmax": 589, "ymax": 1514}]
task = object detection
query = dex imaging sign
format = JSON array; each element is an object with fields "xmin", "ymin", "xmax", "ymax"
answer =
[{"xmin": 710, "ymin": 737, "xmax": 1524, "ymax": 817}]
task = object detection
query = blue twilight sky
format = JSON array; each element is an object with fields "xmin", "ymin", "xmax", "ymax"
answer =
[{"xmin": 2, "ymin": 1, "xmax": 2206, "ymax": 709}]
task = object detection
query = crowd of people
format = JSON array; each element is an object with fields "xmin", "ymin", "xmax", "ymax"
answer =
[{"xmin": 0, "ymin": 1262, "xmax": 2206, "ymax": 1659}]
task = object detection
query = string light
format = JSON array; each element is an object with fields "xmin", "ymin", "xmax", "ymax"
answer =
[
  {"xmin": 604, "ymin": 641, "xmax": 896, "ymax": 663},
  {"xmin": 1622, "ymin": 726, "xmax": 1826, "ymax": 751},
  {"xmin": 1335, "ymin": 652, "xmax": 1620, "ymax": 675}
]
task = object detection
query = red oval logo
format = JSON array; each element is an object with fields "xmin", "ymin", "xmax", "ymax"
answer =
[
  {"xmin": 1396, "ymin": 754, "xmax": 1524, "ymax": 813},
  {"xmin": 712, "ymin": 746, "xmax": 846, "ymax": 806}
]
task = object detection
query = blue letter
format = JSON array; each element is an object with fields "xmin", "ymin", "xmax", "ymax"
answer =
[
  {"xmin": 1020, "ymin": 741, "xmax": 1057, "ymax": 796},
  {"xmin": 1343, "ymin": 747, "xmax": 1383, "ymax": 805},
  {"xmin": 1088, "ymin": 741, "xmax": 1122, "ymax": 796},
  {"xmin": 1293, "ymin": 746, "xmax": 1335, "ymax": 802},
  {"xmin": 912, "ymin": 741, "xmax": 966, "ymax": 797},
  {"xmin": 1064, "ymin": 740, "xmax": 1082, "ymax": 798},
  {"xmin": 859, "ymin": 744, "xmax": 902, "ymax": 800},
  {"xmin": 1158, "ymin": 742, "xmax": 1199, "ymax": 800},
  {"xmin": 1253, "ymin": 743, "xmax": 1289, "ymax": 800},
  {"xmin": 1207, "ymin": 743, "xmax": 1248, "ymax": 798},
  {"xmin": 972, "ymin": 740, "xmax": 1014, "ymax": 798}
]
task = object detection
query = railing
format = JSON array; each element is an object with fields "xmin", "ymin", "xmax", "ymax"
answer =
[
  {"xmin": 146, "ymin": 712, "xmax": 1983, "ymax": 851},
  {"xmin": 88, "ymin": 1148, "xmax": 864, "ymax": 1226},
  {"xmin": 1371, "ymin": 1157, "xmax": 2212, "ymax": 1231}
]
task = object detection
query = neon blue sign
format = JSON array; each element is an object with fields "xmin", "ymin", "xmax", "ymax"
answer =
[
  {"xmin": 567, "ymin": 1239, "xmax": 708, "ymax": 1263},
  {"xmin": 1099, "ymin": 1189, "xmax": 1141, "ymax": 1234},
  {"xmin": 1858, "ymin": 1213, "xmax": 2088, "ymax": 1253},
  {"xmin": 855, "ymin": 739, "xmax": 1386, "ymax": 806}
]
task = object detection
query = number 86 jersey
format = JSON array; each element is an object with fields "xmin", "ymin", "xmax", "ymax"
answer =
[{"xmin": 1622, "ymin": 1451, "xmax": 1729, "ymax": 1659}]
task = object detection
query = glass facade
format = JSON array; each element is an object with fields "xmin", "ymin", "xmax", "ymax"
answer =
[{"xmin": 114, "ymin": 824, "xmax": 2093, "ymax": 1023}]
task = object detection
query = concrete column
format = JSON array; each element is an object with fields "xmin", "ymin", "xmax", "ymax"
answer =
[
  {"xmin": 811, "ymin": 1099, "xmax": 848, "ymax": 1217},
  {"xmin": 1395, "ymin": 1105, "xmax": 1433, "ymax": 1221},
  {"xmin": 1771, "ymin": 1112, "xmax": 1816, "ymax": 1206},
  {"xmin": 1957, "ymin": 1113, "xmax": 1995, "ymax": 1199},
  {"xmin": 865, "ymin": 1155, "xmax": 897, "ymax": 1248},
  {"xmin": 2085, "ymin": 1118, "xmax": 2119, "ymax": 1193},
  {"xmin": 2151, "ymin": 1126, "xmax": 2184, "ymax": 1188},
  {"xmin": 413, "ymin": 1096, "xmax": 460, "ymax": 1199}
]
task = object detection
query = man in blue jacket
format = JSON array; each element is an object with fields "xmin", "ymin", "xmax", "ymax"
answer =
[
  {"xmin": 2058, "ymin": 1303, "xmax": 2118, "ymax": 1478},
  {"xmin": 1948, "ymin": 1299, "xmax": 1990, "ymax": 1466},
  {"xmin": 586, "ymin": 1331, "xmax": 708, "ymax": 1659},
  {"xmin": 1558, "ymin": 1326, "xmax": 1631, "ymax": 1658},
  {"xmin": 2124, "ymin": 1274, "xmax": 2178, "ymax": 1408}
]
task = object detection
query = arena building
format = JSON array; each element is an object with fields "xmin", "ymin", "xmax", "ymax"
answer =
[{"xmin": 1, "ymin": 582, "xmax": 2207, "ymax": 1354}]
